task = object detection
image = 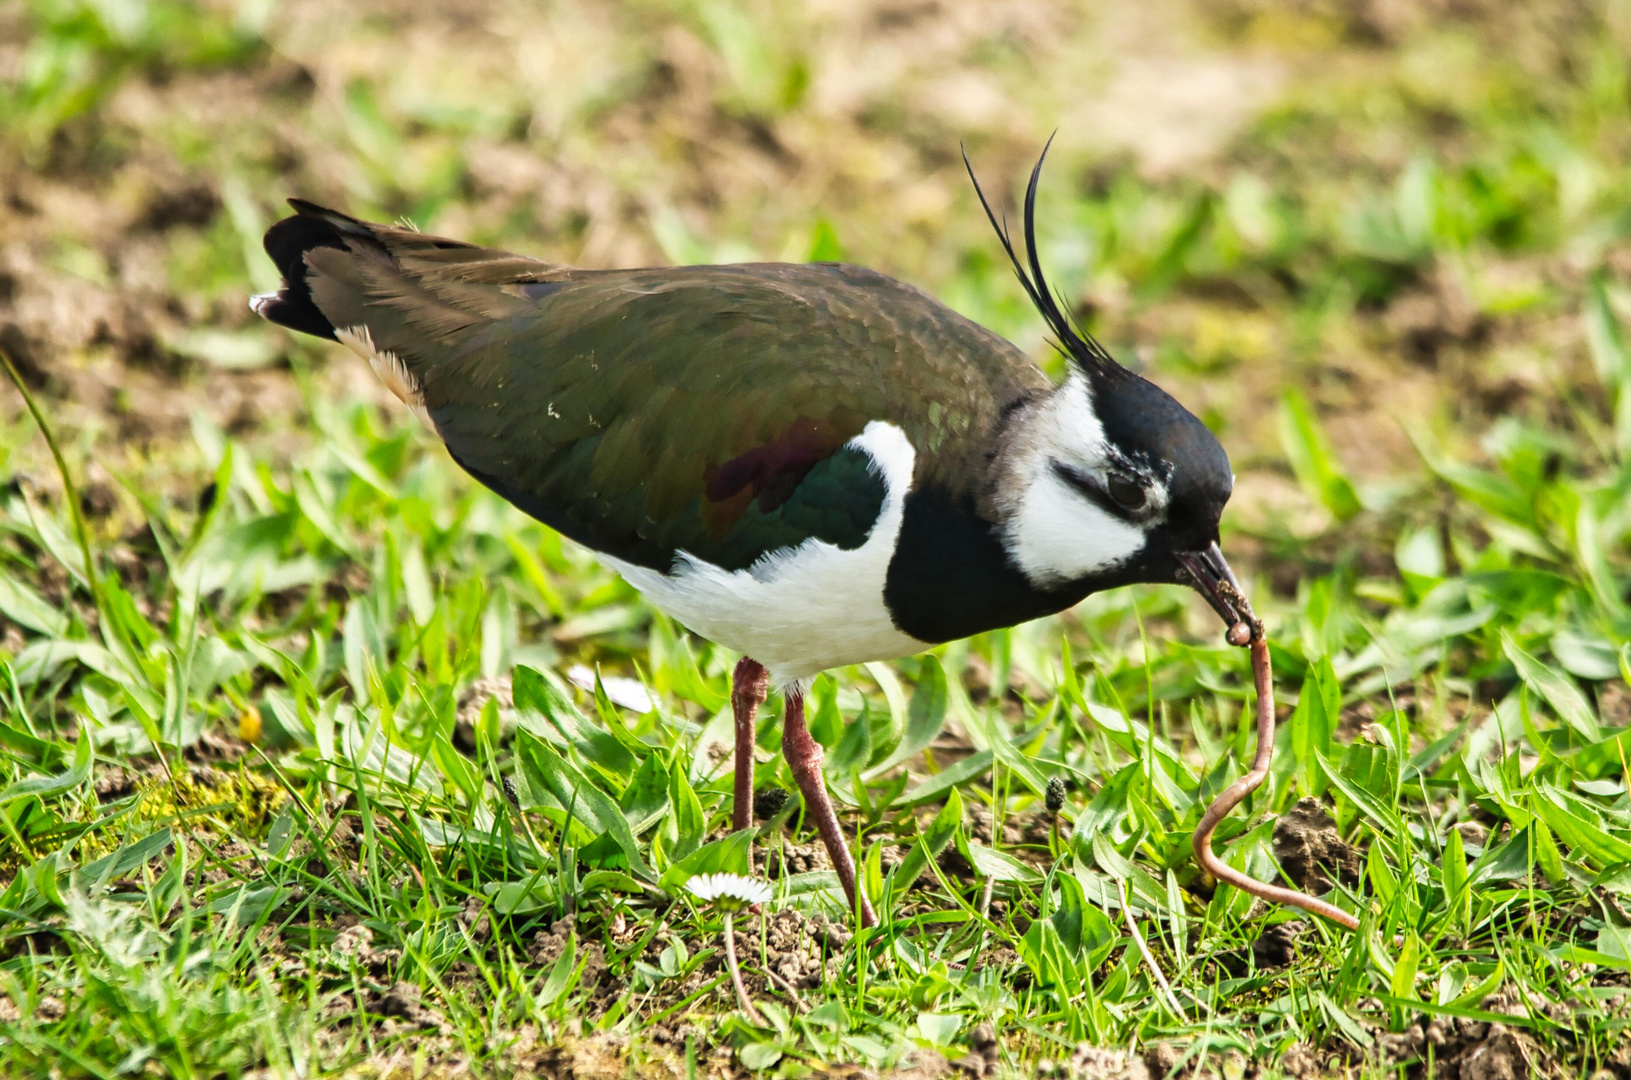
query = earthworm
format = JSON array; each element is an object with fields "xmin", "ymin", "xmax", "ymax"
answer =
[{"xmin": 1194, "ymin": 603, "xmax": 1361, "ymax": 931}]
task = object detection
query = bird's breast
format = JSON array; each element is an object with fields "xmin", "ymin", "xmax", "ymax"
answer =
[
  {"xmin": 882, "ymin": 483, "xmax": 1093, "ymax": 643},
  {"xmin": 600, "ymin": 421, "xmax": 930, "ymax": 686}
]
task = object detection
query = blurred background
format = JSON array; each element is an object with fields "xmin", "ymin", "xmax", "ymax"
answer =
[{"xmin": 0, "ymin": 0, "xmax": 1628, "ymax": 571}]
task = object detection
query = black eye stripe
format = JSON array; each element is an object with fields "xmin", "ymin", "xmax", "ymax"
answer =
[
  {"xmin": 1051, "ymin": 460, "xmax": 1119, "ymax": 516},
  {"xmin": 1051, "ymin": 460, "xmax": 1149, "ymax": 520}
]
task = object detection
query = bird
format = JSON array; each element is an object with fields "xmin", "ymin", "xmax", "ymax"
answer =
[{"xmin": 251, "ymin": 148, "xmax": 1253, "ymax": 929}]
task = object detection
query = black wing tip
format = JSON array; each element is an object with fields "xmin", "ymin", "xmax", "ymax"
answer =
[
  {"xmin": 252, "ymin": 201, "xmax": 359, "ymax": 341},
  {"xmin": 965, "ymin": 138, "xmax": 1122, "ymax": 377},
  {"xmin": 249, "ymin": 289, "xmax": 338, "ymax": 340},
  {"xmin": 286, "ymin": 197, "xmax": 379, "ymax": 239}
]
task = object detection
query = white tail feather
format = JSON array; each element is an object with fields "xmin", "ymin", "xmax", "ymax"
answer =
[{"xmin": 336, "ymin": 325, "xmax": 433, "ymax": 429}]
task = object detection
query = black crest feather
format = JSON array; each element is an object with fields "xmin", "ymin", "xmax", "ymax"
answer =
[{"xmin": 962, "ymin": 138, "xmax": 1121, "ymax": 375}]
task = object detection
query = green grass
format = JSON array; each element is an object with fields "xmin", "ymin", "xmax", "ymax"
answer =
[{"xmin": 2, "ymin": 0, "xmax": 1631, "ymax": 1076}]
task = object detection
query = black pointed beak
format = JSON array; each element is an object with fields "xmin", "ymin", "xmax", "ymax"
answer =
[{"xmin": 1174, "ymin": 542, "xmax": 1259, "ymax": 643}]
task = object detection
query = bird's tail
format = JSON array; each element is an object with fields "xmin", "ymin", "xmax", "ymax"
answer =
[
  {"xmin": 250, "ymin": 199, "xmax": 384, "ymax": 340},
  {"xmin": 250, "ymin": 200, "xmax": 570, "ymax": 419},
  {"xmin": 254, "ymin": 198, "xmax": 563, "ymax": 338}
]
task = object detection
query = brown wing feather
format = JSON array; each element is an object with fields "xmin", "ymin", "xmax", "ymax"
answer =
[{"xmin": 261, "ymin": 203, "xmax": 1051, "ymax": 571}]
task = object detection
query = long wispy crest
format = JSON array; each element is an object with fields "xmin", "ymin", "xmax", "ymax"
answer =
[{"xmin": 962, "ymin": 138, "xmax": 1122, "ymax": 375}]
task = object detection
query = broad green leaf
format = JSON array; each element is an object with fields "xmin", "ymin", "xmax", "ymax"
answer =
[
  {"xmin": 738, "ymin": 1043, "xmax": 782, "ymax": 1070},
  {"xmin": 514, "ymin": 731, "xmax": 652, "ymax": 879},
  {"xmin": 1530, "ymin": 788, "xmax": 1631, "ymax": 868},
  {"xmin": 862, "ymin": 661, "xmax": 907, "ymax": 764},
  {"xmin": 912, "ymin": 1012, "xmax": 961, "ymax": 1048},
  {"xmin": 1390, "ymin": 937, "xmax": 1420, "ymax": 1001},
  {"xmin": 1585, "ymin": 272, "xmax": 1631, "ymax": 455},
  {"xmin": 1502, "ymin": 632, "xmax": 1600, "ymax": 742},
  {"xmin": 806, "ymin": 220, "xmax": 843, "ymax": 262},
  {"xmin": 957, "ymin": 837, "xmax": 1042, "ymax": 884},
  {"xmin": 1279, "ymin": 388, "xmax": 1361, "ymax": 520},
  {"xmin": 827, "ymin": 696, "xmax": 873, "ymax": 779},
  {"xmin": 1442, "ymin": 827, "xmax": 1469, "ymax": 930},
  {"xmin": 207, "ymin": 885, "xmax": 289, "ymax": 926},
  {"xmin": 580, "ymin": 870, "xmax": 646, "ymax": 895},
  {"xmin": 1410, "ymin": 431, "xmax": 1532, "ymax": 526},
  {"xmin": 0, "ymin": 713, "xmax": 53, "ymax": 759},
  {"xmin": 513, "ymin": 664, "xmax": 634, "ymax": 781},
  {"xmin": 492, "ymin": 878, "xmax": 557, "ymax": 915},
  {"xmin": 1435, "ymin": 962, "xmax": 1468, "ymax": 1006},
  {"xmin": 0, "ymin": 728, "xmax": 91, "ymax": 804},
  {"xmin": 24, "ymin": 847, "xmax": 68, "ymax": 909},
  {"xmin": 325, "ymin": 439, "xmax": 398, "ymax": 500},
  {"xmin": 291, "ymin": 469, "xmax": 357, "ymax": 558},
  {"xmin": 1090, "ymin": 832, "xmax": 1134, "ymax": 880},
  {"xmin": 620, "ymin": 752, "xmax": 671, "ymax": 834},
  {"xmin": 659, "ymin": 829, "xmax": 754, "ymax": 892},
  {"xmin": 1575, "ymin": 504, "xmax": 1631, "ymax": 623},
  {"xmin": 1290, "ymin": 654, "xmax": 1339, "ymax": 793},
  {"xmin": 1578, "ymin": 727, "xmax": 1631, "ymax": 781},
  {"xmin": 417, "ymin": 816, "xmax": 506, "ymax": 853},
  {"xmin": 1080, "ymin": 702, "xmax": 1183, "ymax": 773},
  {"xmin": 1550, "ymin": 626, "xmax": 1621, "ymax": 680},
  {"xmin": 76, "ymin": 829, "xmax": 173, "ymax": 892},
  {"xmin": 1073, "ymin": 762, "xmax": 1140, "ymax": 843},
  {"xmin": 1017, "ymin": 873, "xmax": 1113, "ymax": 990},
  {"xmin": 980, "ymin": 710, "xmax": 1050, "ymax": 797},
  {"xmin": 1594, "ymin": 924, "xmax": 1631, "ymax": 967},
  {"xmin": 0, "ymin": 566, "xmax": 67, "ymax": 635},
  {"xmin": 807, "ymin": 675, "xmax": 842, "ymax": 749},
  {"xmin": 430, "ymin": 734, "xmax": 482, "ymax": 807},
  {"xmin": 900, "ymin": 750, "xmax": 992, "ymax": 808},
  {"xmin": 889, "ymin": 787, "xmax": 962, "ymax": 892},
  {"xmin": 504, "ymin": 531, "xmax": 566, "ymax": 618},
  {"xmin": 1394, "ymin": 524, "xmax": 1444, "ymax": 586},
  {"xmin": 13, "ymin": 639, "xmax": 125, "ymax": 688},
  {"xmin": 1451, "ymin": 960, "xmax": 1505, "ymax": 1008},
  {"xmin": 1532, "ymin": 819, "xmax": 1565, "ymax": 883},
  {"xmin": 781, "ymin": 871, "xmax": 842, "ymax": 898},
  {"xmin": 865, "ymin": 655, "xmax": 947, "ymax": 778},
  {"xmin": 14, "ymin": 493, "xmax": 89, "ymax": 588},
  {"xmin": 1367, "ymin": 842, "xmax": 1398, "ymax": 908},
  {"xmin": 536, "ymin": 931, "xmax": 577, "ymax": 1006},
  {"xmin": 399, "ymin": 535, "xmax": 435, "ymax": 625},
  {"xmin": 1319, "ymin": 751, "xmax": 1399, "ymax": 837},
  {"xmin": 666, "ymin": 757, "xmax": 705, "ymax": 863},
  {"xmin": 1585, "ymin": 272, "xmax": 1631, "ymax": 385}
]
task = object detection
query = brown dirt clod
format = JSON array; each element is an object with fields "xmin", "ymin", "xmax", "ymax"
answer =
[
  {"xmin": 366, "ymin": 981, "xmax": 441, "ymax": 1028},
  {"xmin": 1249, "ymin": 920, "xmax": 1302, "ymax": 969},
  {"xmin": 1272, "ymin": 798, "xmax": 1362, "ymax": 894},
  {"xmin": 1066, "ymin": 1044, "xmax": 1151, "ymax": 1080}
]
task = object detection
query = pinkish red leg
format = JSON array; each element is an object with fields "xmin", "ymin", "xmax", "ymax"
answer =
[
  {"xmin": 732, "ymin": 657, "xmax": 769, "ymax": 833},
  {"xmin": 782, "ymin": 687, "xmax": 878, "ymax": 928}
]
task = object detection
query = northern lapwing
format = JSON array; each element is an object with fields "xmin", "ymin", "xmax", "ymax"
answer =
[{"xmin": 252, "ymin": 151, "xmax": 1255, "ymax": 929}]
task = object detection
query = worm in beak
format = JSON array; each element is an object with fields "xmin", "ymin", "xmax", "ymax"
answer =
[{"xmin": 1175, "ymin": 541, "xmax": 1260, "ymax": 646}]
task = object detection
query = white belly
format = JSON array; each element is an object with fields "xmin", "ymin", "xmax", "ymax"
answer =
[{"xmin": 601, "ymin": 421, "xmax": 930, "ymax": 687}]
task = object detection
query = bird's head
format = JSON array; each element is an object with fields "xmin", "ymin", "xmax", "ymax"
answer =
[{"xmin": 969, "ymin": 144, "xmax": 1251, "ymax": 633}]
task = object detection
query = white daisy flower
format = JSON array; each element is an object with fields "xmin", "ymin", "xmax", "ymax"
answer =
[
  {"xmin": 685, "ymin": 872, "xmax": 772, "ymax": 1024},
  {"xmin": 685, "ymin": 872, "xmax": 773, "ymax": 912}
]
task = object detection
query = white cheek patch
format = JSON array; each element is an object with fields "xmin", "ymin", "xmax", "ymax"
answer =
[
  {"xmin": 1005, "ymin": 468, "xmax": 1146, "ymax": 587},
  {"xmin": 997, "ymin": 372, "xmax": 1157, "ymax": 588}
]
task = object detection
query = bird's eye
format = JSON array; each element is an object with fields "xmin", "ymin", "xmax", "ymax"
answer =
[{"xmin": 1106, "ymin": 473, "xmax": 1147, "ymax": 512}]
